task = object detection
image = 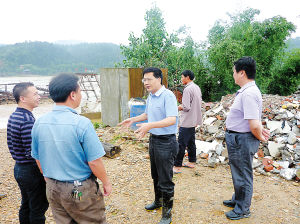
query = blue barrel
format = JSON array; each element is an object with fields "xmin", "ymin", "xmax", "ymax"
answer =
[{"xmin": 130, "ymin": 104, "xmax": 147, "ymax": 130}]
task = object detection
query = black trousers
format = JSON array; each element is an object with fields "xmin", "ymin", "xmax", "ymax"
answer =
[
  {"xmin": 14, "ymin": 163, "xmax": 49, "ymax": 224},
  {"xmin": 149, "ymin": 134, "xmax": 178, "ymax": 194},
  {"xmin": 174, "ymin": 127, "xmax": 196, "ymax": 167}
]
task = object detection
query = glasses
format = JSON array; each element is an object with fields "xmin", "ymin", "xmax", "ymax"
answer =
[{"xmin": 142, "ymin": 78, "xmax": 154, "ymax": 83}]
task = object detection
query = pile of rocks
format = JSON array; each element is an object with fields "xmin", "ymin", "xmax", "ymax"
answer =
[{"xmin": 196, "ymin": 92, "xmax": 300, "ymax": 181}]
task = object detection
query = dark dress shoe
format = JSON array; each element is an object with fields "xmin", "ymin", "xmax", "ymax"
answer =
[
  {"xmin": 225, "ymin": 210, "xmax": 251, "ymax": 220},
  {"xmin": 223, "ymin": 199, "xmax": 236, "ymax": 208}
]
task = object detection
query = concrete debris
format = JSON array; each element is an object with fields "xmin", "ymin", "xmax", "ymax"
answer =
[
  {"xmin": 280, "ymin": 168, "xmax": 297, "ymax": 180},
  {"xmin": 268, "ymin": 141, "xmax": 284, "ymax": 158},
  {"xmin": 197, "ymin": 92, "xmax": 300, "ymax": 181}
]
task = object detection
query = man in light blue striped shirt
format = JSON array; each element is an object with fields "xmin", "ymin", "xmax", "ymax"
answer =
[{"xmin": 119, "ymin": 67, "xmax": 178, "ymax": 224}]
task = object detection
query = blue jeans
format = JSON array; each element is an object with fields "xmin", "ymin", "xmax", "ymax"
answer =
[
  {"xmin": 14, "ymin": 163, "xmax": 49, "ymax": 224},
  {"xmin": 225, "ymin": 132, "xmax": 260, "ymax": 214},
  {"xmin": 174, "ymin": 127, "xmax": 196, "ymax": 167},
  {"xmin": 149, "ymin": 134, "xmax": 178, "ymax": 194}
]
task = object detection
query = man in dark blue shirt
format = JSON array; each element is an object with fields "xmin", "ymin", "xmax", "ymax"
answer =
[{"xmin": 7, "ymin": 82, "xmax": 48, "ymax": 224}]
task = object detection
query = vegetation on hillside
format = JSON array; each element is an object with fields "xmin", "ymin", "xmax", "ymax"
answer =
[
  {"xmin": 120, "ymin": 6, "xmax": 300, "ymax": 100},
  {"xmin": 0, "ymin": 42, "xmax": 123, "ymax": 76}
]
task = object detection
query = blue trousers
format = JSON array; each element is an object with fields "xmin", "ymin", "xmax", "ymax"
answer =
[
  {"xmin": 225, "ymin": 132, "xmax": 259, "ymax": 214},
  {"xmin": 14, "ymin": 163, "xmax": 49, "ymax": 224}
]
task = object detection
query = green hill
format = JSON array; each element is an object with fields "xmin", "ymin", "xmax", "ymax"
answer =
[
  {"xmin": 0, "ymin": 41, "xmax": 124, "ymax": 76},
  {"xmin": 286, "ymin": 37, "xmax": 300, "ymax": 50}
]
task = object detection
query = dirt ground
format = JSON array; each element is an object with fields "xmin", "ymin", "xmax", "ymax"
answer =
[{"xmin": 0, "ymin": 127, "xmax": 299, "ymax": 224}]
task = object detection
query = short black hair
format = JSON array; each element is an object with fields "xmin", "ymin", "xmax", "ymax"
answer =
[
  {"xmin": 143, "ymin": 67, "xmax": 163, "ymax": 84},
  {"xmin": 49, "ymin": 73, "xmax": 79, "ymax": 103},
  {"xmin": 181, "ymin": 70, "xmax": 195, "ymax": 80},
  {"xmin": 13, "ymin": 82, "xmax": 34, "ymax": 103},
  {"xmin": 234, "ymin": 56, "xmax": 256, "ymax": 79}
]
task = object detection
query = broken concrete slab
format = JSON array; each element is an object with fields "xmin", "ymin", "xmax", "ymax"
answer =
[
  {"xmin": 203, "ymin": 117, "xmax": 217, "ymax": 126},
  {"xmin": 280, "ymin": 168, "xmax": 296, "ymax": 180},
  {"xmin": 206, "ymin": 125, "xmax": 219, "ymax": 134},
  {"xmin": 268, "ymin": 141, "xmax": 285, "ymax": 158},
  {"xmin": 287, "ymin": 132, "xmax": 297, "ymax": 145},
  {"xmin": 195, "ymin": 140, "xmax": 219, "ymax": 154}
]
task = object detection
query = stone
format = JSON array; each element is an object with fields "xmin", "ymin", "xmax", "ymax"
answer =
[
  {"xmin": 215, "ymin": 131, "xmax": 225, "ymax": 140},
  {"xmin": 287, "ymin": 132, "xmax": 297, "ymax": 145},
  {"xmin": 266, "ymin": 120, "xmax": 283, "ymax": 132},
  {"xmin": 268, "ymin": 141, "xmax": 284, "ymax": 158},
  {"xmin": 252, "ymin": 158, "xmax": 262, "ymax": 169},
  {"xmin": 195, "ymin": 140, "xmax": 219, "ymax": 154},
  {"xmin": 203, "ymin": 117, "xmax": 217, "ymax": 126},
  {"xmin": 257, "ymin": 149, "xmax": 264, "ymax": 158},
  {"xmin": 219, "ymin": 156, "xmax": 226, "ymax": 164},
  {"xmin": 276, "ymin": 161, "xmax": 290, "ymax": 169},
  {"xmin": 280, "ymin": 168, "xmax": 296, "ymax": 180},
  {"xmin": 296, "ymin": 168, "xmax": 300, "ymax": 179},
  {"xmin": 212, "ymin": 105, "xmax": 223, "ymax": 114},
  {"xmin": 200, "ymin": 153, "xmax": 209, "ymax": 159},
  {"xmin": 206, "ymin": 125, "xmax": 219, "ymax": 134},
  {"xmin": 292, "ymin": 125, "xmax": 300, "ymax": 136},
  {"xmin": 282, "ymin": 122, "xmax": 292, "ymax": 134},
  {"xmin": 264, "ymin": 164, "xmax": 274, "ymax": 172},
  {"xmin": 215, "ymin": 144, "xmax": 224, "ymax": 156},
  {"xmin": 208, "ymin": 153, "xmax": 218, "ymax": 168}
]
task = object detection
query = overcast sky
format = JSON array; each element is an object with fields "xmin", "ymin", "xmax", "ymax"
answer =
[{"xmin": 0, "ymin": 0, "xmax": 299, "ymax": 45}]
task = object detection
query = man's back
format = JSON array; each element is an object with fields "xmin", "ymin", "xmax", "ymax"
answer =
[
  {"xmin": 31, "ymin": 105, "xmax": 105, "ymax": 182},
  {"xmin": 180, "ymin": 82, "xmax": 202, "ymax": 127}
]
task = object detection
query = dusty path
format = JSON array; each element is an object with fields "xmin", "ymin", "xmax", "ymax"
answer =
[{"xmin": 0, "ymin": 128, "xmax": 299, "ymax": 224}]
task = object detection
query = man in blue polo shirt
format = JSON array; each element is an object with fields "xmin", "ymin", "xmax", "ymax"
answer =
[
  {"xmin": 31, "ymin": 73, "xmax": 112, "ymax": 223},
  {"xmin": 119, "ymin": 67, "xmax": 178, "ymax": 224},
  {"xmin": 224, "ymin": 57, "xmax": 270, "ymax": 220},
  {"xmin": 7, "ymin": 82, "xmax": 49, "ymax": 224}
]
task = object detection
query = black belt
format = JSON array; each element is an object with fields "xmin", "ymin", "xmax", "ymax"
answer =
[
  {"xmin": 226, "ymin": 130, "xmax": 250, "ymax": 134},
  {"xmin": 48, "ymin": 174, "xmax": 95, "ymax": 184},
  {"xmin": 150, "ymin": 133, "xmax": 175, "ymax": 140}
]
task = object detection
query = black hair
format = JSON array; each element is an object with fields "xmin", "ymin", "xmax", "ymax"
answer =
[
  {"xmin": 234, "ymin": 56, "xmax": 256, "ymax": 79},
  {"xmin": 181, "ymin": 70, "xmax": 195, "ymax": 80},
  {"xmin": 13, "ymin": 82, "xmax": 34, "ymax": 103},
  {"xmin": 142, "ymin": 67, "xmax": 163, "ymax": 84},
  {"xmin": 49, "ymin": 73, "xmax": 79, "ymax": 103}
]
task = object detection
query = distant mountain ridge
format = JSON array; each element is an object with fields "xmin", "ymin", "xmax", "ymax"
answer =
[
  {"xmin": 0, "ymin": 41, "xmax": 124, "ymax": 76},
  {"xmin": 287, "ymin": 37, "xmax": 300, "ymax": 50}
]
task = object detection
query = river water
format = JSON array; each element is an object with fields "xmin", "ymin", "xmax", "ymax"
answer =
[{"xmin": 0, "ymin": 75, "xmax": 101, "ymax": 129}]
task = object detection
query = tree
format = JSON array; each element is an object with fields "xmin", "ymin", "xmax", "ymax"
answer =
[
  {"xmin": 120, "ymin": 5, "xmax": 205, "ymax": 89},
  {"xmin": 205, "ymin": 8, "xmax": 295, "ymax": 100},
  {"xmin": 120, "ymin": 5, "xmax": 175, "ymax": 68},
  {"xmin": 268, "ymin": 49, "xmax": 300, "ymax": 95}
]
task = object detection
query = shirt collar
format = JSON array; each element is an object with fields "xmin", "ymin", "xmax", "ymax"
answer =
[
  {"xmin": 16, "ymin": 107, "xmax": 33, "ymax": 115},
  {"xmin": 185, "ymin": 81, "xmax": 194, "ymax": 88},
  {"xmin": 150, "ymin": 85, "xmax": 166, "ymax": 97},
  {"xmin": 237, "ymin": 81, "xmax": 256, "ymax": 94},
  {"xmin": 53, "ymin": 105, "xmax": 78, "ymax": 114}
]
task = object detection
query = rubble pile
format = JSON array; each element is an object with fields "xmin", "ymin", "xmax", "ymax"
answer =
[{"xmin": 197, "ymin": 92, "xmax": 300, "ymax": 181}]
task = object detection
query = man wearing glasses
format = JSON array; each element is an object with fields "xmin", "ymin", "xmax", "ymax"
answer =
[{"xmin": 119, "ymin": 67, "xmax": 178, "ymax": 224}]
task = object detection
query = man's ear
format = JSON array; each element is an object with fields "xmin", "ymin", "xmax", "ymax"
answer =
[
  {"xmin": 19, "ymin": 95, "xmax": 26, "ymax": 103},
  {"xmin": 70, "ymin": 91, "xmax": 76, "ymax": 100}
]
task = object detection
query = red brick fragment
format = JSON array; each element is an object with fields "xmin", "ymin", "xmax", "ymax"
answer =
[
  {"xmin": 264, "ymin": 164, "xmax": 274, "ymax": 172},
  {"xmin": 257, "ymin": 149, "xmax": 264, "ymax": 158},
  {"xmin": 200, "ymin": 153, "xmax": 209, "ymax": 159}
]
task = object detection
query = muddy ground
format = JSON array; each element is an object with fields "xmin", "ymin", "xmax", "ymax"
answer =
[{"xmin": 0, "ymin": 128, "xmax": 299, "ymax": 224}]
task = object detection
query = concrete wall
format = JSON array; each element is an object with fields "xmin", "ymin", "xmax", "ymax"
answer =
[
  {"xmin": 100, "ymin": 68, "xmax": 167, "ymax": 127},
  {"xmin": 100, "ymin": 69, "xmax": 122, "ymax": 126}
]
